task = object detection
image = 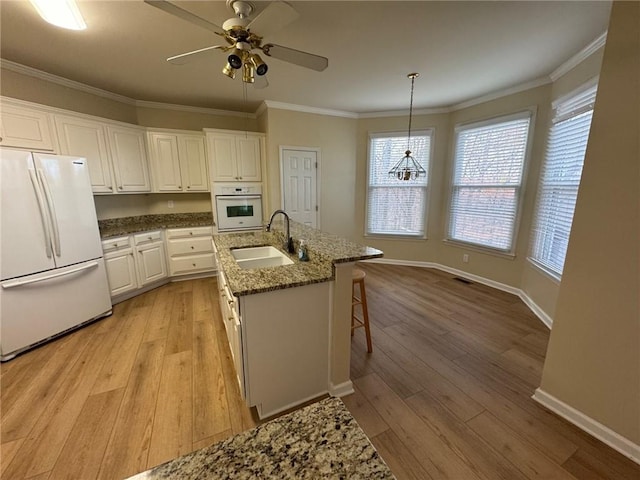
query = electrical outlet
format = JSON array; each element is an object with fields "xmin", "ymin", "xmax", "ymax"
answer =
[
  {"xmin": 167, "ymin": 200, "xmax": 174, "ymax": 208},
  {"xmin": 463, "ymin": 253, "xmax": 469, "ymax": 263}
]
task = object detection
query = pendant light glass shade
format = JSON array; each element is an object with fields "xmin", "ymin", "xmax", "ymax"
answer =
[{"xmin": 389, "ymin": 73, "xmax": 426, "ymax": 181}]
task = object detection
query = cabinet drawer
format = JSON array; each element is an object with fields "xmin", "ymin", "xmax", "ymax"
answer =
[
  {"xmin": 167, "ymin": 236, "xmax": 213, "ymax": 256},
  {"xmin": 169, "ymin": 253, "xmax": 215, "ymax": 276},
  {"xmin": 133, "ymin": 230, "xmax": 162, "ymax": 245},
  {"xmin": 102, "ymin": 236, "xmax": 132, "ymax": 252},
  {"xmin": 166, "ymin": 226, "xmax": 213, "ymax": 239}
]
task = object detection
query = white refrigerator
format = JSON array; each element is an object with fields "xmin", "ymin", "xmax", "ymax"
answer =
[{"xmin": 0, "ymin": 148, "xmax": 112, "ymax": 361}]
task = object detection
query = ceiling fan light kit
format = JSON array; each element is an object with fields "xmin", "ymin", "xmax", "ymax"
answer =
[
  {"xmin": 145, "ymin": 0, "xmax": 328, "ymax": 86},
  {"xmin": 389, "ymin": 73, "xmax": 427, "ymax": 181}
]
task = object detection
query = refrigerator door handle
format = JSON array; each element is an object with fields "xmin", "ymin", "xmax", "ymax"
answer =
[
  {"xmin": 37, "ymin": 169, "xmax": 61, "ymax": 257},
  {"xmin": 28, "ymin": 168, "xmax": 53, "ymax": 259},
  {"xmin": 1, "ymin": 261, "xmax": 99, "ymax": 289}
]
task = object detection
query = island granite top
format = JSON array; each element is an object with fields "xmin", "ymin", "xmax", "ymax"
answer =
[
  {"xmin": 214, "ymin": 221, "xmax": 383, "ymax": 296},
  {"xmin": 99, "ymin": 212, "xmax": 214, "ymax": 238},
  {"xmin": 126, "ymin": 396, "xmax": 395, "ymax": 480}
]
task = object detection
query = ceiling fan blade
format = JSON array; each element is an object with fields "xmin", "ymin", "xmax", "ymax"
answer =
[
  {"xmin": 261, "ymin": 44, "xmax": 328, "ymax": 72},
  {"xmin": 167, "ymin": 45, "xmax": 226, "ymax": 65},
  {"xmin": 246, "ymin": 2, "xmax": 300, "ymax": 39},
  {"xmin": 144, "ymin": 0, "xmax": 222, "ymax": 34},
  {"xmin": 253, "ymin": 75, "xmax": 269, "ymax": 90}
]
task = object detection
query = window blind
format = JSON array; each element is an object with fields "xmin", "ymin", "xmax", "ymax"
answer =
[
  {"xmin": 448, "ymin": 113, "xmax": 531, "ymax": 251},
  {"xmin": 530, "ymin": 84, "xmax": 597, "ymax": 277},
  {"xmin": 366, "ymin": 131, "xmax": 431, "ymax": 237}
]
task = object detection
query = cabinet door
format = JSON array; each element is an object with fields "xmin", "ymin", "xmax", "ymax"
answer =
[
  {"xmin": 208, "ymin": 134, "xmax": 238, "ymax": 182},
  {"xmin": 236, "ymin": 136, "xmax": 261, "ymax": 181},
  {"xmin": 136, "ymin": 242, "xmax": 168, "ymax": 286},
  {"xmin": 55, "ymin": 115, "xmax": 114, "ymax": 193},
  {"xmin": 148, "ymin": 133, "xmax": 182, "ymax": 192},
  {"xmin": 104, "ymin": 250, "xmax": 137, "ymax": 297},
  {"xmin": 107, "ymin": 125, "xmax": 151, "ymax": 192},
  {"xmin": 179, "ymin": 135, "xmax": 208, "ymax": 191},
  {"xmin": 0, "ymin": 104, "xmax": 56, "ymax": 152}
]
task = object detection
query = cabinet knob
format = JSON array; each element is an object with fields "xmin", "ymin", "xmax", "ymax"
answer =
[
  {"xmin": 118, "ymin": 186, "xmax": 123, "ymax": 190},
  {"xmin": 108, "ymin": 186, "xmax": 113, "ymax": 190},
  {"xmin": 190, "ymin": 246, "xmax": 194, "ymax": 249},
  {"xmin": 189, "ymin": 232, "xmax": 193, "ymax": 236},
  {"xmin": 178, "ymin": 185, "xmax": 182, "ymax": 189},
  {"xmin": 148, "ymin": 236, "xmax": 152, "ymax": 240},
  {"xmin": 114, "ymin": 243, "xmax": 118, "ymax": 247},
  {"xmin": 186, "ymin": 186, "xmax": 190, "ymax": 189},
  {"xmin": 192, "ymin": 263, "xmax": 196, "ymax": 267}
]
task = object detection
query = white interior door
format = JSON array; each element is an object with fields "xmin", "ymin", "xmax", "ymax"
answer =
[{"xmin": 281, "ymin": 148, "xmax": 318, "ymax": 228}]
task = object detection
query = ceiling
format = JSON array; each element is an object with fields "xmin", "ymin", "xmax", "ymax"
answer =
[{"xmin": 0, "ymin": 1, "xmax": 611, "ymax": 115}]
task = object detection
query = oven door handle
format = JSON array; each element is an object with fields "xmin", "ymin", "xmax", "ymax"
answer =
[{"xmin": 216, "ymin": 195, "xmax": 262, "ymax": 201}]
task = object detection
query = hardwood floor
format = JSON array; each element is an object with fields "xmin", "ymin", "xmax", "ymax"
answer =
[{"xmin": 1, "ymin": 265, "xmax": 638, "ymax": 479}]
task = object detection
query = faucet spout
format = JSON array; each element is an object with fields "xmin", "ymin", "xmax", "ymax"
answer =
[{"xmin": 266, "ymin": 209, "xmax": 295, "ymax": 254}]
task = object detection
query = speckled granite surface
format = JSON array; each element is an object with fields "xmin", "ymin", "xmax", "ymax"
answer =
[
  {"xmin": 214, "ymin": 221, "xmax": 383, "ymax": 296},
  {"xmin": 127, "ymin": 397, "xmax": 395, "ymax": 480},
  {"xmin": 99, "ymin": 212, "xmax": 214, "ymax": 238}
]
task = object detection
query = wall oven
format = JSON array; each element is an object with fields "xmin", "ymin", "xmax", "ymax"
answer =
[{"xmin": 213, "ymin": 183, "xmax": 263, "ymax": 232}]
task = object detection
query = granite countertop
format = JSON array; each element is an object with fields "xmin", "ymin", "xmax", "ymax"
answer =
[
  {"xmin": 127, "ymin": 397, "xmax": 395, "ymax": 480},
  {"xmin": 99, "ymin": 212, "xmax": 214, "ymax": 238},
  {"xmin": 214, "ymin": 221, "xmax": 383, "ymax": 296}
]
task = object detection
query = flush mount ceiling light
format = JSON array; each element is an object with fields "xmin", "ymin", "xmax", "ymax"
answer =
[
  {"xmin": 145, "ymin": 0, "xmax": 328, "ymax": 87},
  {"xmin": 29, "ymin": 0, "xmax": 86, "ymax": 30},
  {"xmin": 389, "ymin": 73, "xmax": 427, "ymax": 181}
]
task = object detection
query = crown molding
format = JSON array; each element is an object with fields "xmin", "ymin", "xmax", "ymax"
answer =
[
  {"xmin": 1, "ymin": 59, "xmax": 137, "ymax": 105},
  {"xmin": 550, "ymin": 31, "xmax": 607, "ymax": 82},
  {"xmin": 135, "ymin": 100, "xmax": 255, "ymax": 119},
  {"xmin": 451, "ymin": 76, "xmax": 551, "ymax": 111},
  {"xmin": 262, "ymin": 100, "xmax": 359, "ymax": 119},
  {"xmin": 359, "ymin": 106, "xmax": 451, "ymax": 118}
]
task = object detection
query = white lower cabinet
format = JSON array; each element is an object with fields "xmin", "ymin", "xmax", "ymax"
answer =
[
  {"xmin": 102, "ymin": 236, "xmax": 137, "ymax": 297},
  {"xmin": 215, "ymin": 254, "xmax": 331, "ymax": 419},
  {"xmin": 134, "ymin": 231, "xmax": 168, "ymax": 286},
  {"xmin": 102, "ymin": 230, "xmax": 167, "ymax": 298},
  {"xmin": 166, "ymin": 226, "xmax": 215, "ymax": 277}
]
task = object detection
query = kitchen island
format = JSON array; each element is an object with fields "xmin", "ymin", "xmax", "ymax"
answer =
[
  {"xmin": 213, "ymin": 221, "xmax": 382, "ymax": 418},
  {"xmin": 127, "ymin": 396, "xmax": 395, "ymax": 479}
]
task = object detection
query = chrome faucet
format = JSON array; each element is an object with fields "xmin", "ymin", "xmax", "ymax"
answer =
[{"xmin": 266, "ymin": 210, "xmax": 295, "ymax": 253}]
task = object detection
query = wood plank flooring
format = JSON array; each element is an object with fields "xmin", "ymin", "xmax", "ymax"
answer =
[{"xmin": 1, "ymin": 265, "xmax": 638, "ymax": 479}]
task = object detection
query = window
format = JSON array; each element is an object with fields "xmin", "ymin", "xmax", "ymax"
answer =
[
  {"xmin": 366, "ymin": 131, "xmax": 432, "ymax": 237},
  {"xmin": 529, "ymin": 82, "xmax": 597, "ymax": 278},
  {"xmin": 448, "ymin": 111, "xmax": 532, "ymax": 252}
]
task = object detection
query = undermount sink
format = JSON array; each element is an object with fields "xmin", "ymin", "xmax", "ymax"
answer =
[{"xmin": 231, "ymin": 246, "xmax": 294, "ymax": 269}]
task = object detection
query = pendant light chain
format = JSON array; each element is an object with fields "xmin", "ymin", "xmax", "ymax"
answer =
[{"xmin": 407, "ymin": 73, "xmax": 417, "ymax": 153}]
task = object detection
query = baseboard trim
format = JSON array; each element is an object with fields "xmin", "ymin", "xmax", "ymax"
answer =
[
  {"xmin": 329, "ymin": 380, "xmax": 355, "ymax": 398},
  {"xmin": 533, "ymin": 388, "xmax": 640, "ymax": 465},
  {"xmin": 364, "ymin": 258, "xmax": 553, "ymax": 328}
]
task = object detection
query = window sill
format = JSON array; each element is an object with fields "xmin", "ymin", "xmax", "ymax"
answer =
[
  {"xmin": 442, "ymin": 239, "xmax": 516, "ymax": 259},
  {"xmin": 365, "ymin": 232, "xmax": 427, "ymax": 241},
  {"xmin": 526, "ymin": 258, "xmax": 562, "ymax": 284}
]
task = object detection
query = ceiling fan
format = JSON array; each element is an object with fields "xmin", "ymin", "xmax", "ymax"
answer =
[{"xmin": 144, "ymin": 0, "xmax": 329, "ymax": 87}]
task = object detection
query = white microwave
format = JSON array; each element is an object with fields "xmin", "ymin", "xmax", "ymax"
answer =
[{"xmin": 213, "ymin": 183, "xmax": 263, "ymax": 232}]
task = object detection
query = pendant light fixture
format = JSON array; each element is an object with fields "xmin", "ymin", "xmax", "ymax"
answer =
[{"xmin": 388, "ymin": 73, "xmax": 426, "ymax": 181}]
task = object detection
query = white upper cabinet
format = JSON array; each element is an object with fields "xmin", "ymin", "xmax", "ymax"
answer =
[
  {"xmin": 206, "ymin": 130, "xmax": 263, "ymax": 182},
  {"xmin": 107, "ymin": 124, "xmax": 151, "ymax": 193},
  {"xmin": 54, "ymin": 115, "xmax": 114, "ymax": 193},
  {"xmin": 0, "ymin": 101, "xmax": 57, "ymax": 152},
  {"xmin": 179, "ymin": 134, "xmax": 208, "ymax": 191},
  {"xmin": 147, "ymin": 130, "xmax": 208, "ymax": 192}
]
